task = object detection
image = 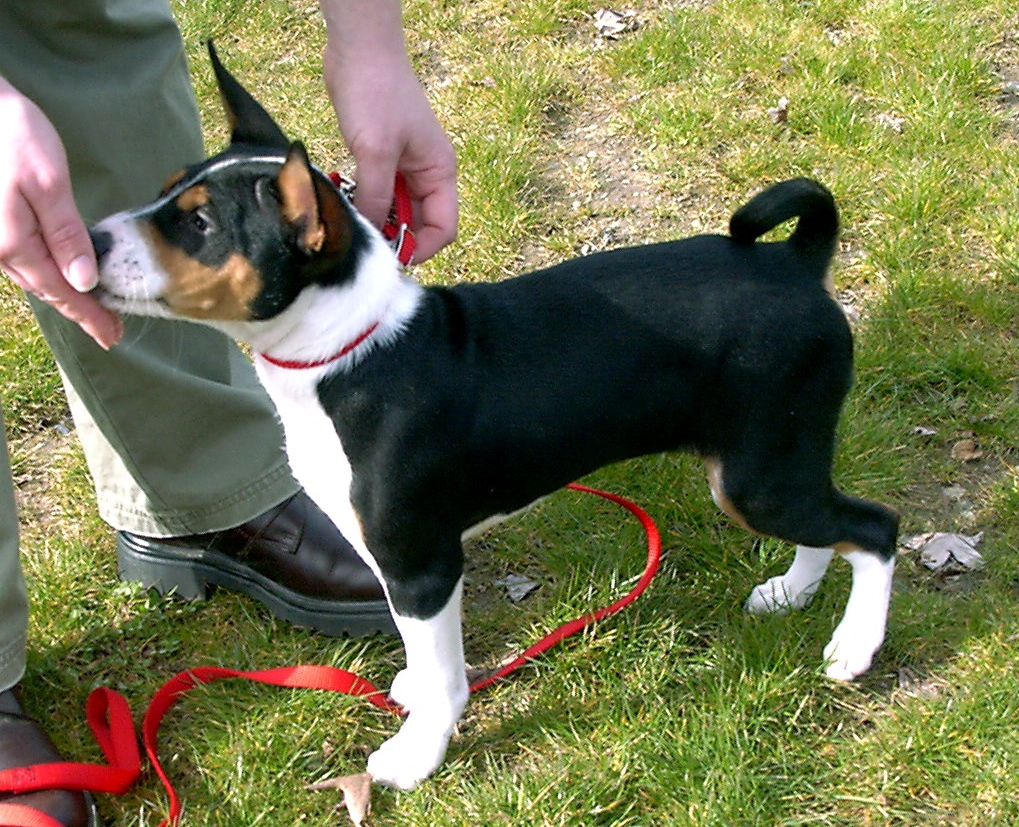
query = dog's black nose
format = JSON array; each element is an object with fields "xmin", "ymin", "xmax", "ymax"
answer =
[{"xmin": 89, "ymin": 229, "xmax": 113, "ymax": 263}]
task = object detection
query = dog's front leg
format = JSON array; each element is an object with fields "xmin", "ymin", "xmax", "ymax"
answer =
[{"xmin": 367, "ymin": 578, "xmax": 470, "ymax": 790}]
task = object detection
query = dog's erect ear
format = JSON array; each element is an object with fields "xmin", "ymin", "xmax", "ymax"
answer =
[
  {"xmin": 278, "ymin": 143, "xmax": 325, "ymax": 254},
  {"xmin": 278, "ymin": 142, "xmax": 352, "ymax": 260},
  {"xmin": 207, "ymin": 41, "xmax": 289, "ymax": 150}
]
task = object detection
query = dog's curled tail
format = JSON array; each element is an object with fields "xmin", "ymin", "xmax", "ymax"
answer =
[{"xmin": 729, "ymin": 177, "xmax": 839, "ymax": 260}]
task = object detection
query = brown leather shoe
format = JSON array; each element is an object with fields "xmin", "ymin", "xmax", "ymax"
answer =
[
  {"xmin": 0, "ymin": 688, "xmax": 99, "ymax": 827},
  {"xmin": 116, "ymin": 491, "xmax": 394, "ymax": 636}
]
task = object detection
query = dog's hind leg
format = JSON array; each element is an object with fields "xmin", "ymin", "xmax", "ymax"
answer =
[
  {"xmin": 747, "ymin": 540, "xmax": 895, "ymax": 680},
  {"xmin": 746, "ymin": 497, "xmax": 896, "ymax": 680},
  {"xmin": 744, "ymin": 545, "xmax": 835, "ymax": 615},
  {"xmin": 710, "ymin": 457, "xmax": 898, "ymax": 680},
  {"xmin": 710, "ymin": 460, "xmax": 836, "ymax": 614},
  {"xmin": 822, "ymin": 549, "xmax": 894, "ymax": 680}
]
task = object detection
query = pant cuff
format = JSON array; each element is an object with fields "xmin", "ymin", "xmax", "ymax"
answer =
[
  {"xmin": 0, "ymin": 632, "xmax": 27, "ymax": 694},
  {"xmin": 94, "ymin": 461, "xmax": 300, "ymax": 537}
]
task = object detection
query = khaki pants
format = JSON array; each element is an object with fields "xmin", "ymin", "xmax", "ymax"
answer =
[{"xmin": 0, "ymin": 0, "xmax": 298, "ymax": 690}]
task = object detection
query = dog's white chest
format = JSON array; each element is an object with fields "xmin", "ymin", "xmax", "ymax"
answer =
[{"xmin": 256, "ymin": 366, "xmax": 367, "ymax": 556}]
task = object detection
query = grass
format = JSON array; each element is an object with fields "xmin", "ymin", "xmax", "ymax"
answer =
[{"xmin": 1, "ymin": 0, "xmax": 1018, "ymax": 824}]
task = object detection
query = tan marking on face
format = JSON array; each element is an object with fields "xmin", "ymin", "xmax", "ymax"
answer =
[
  {"xmin": 175, "ymin": 184, "xmax": 209, "ymax": 212},
  {"xmin": 161, "ymin": 168, "xmax": 187, "ymax": 193},
  {"xmin": 703, "ymin": 457, "xmax": 754, "ymax": 532},
  {"xmin": 146, "ymin": 226, "xmax": 262, "ymax": 321}
]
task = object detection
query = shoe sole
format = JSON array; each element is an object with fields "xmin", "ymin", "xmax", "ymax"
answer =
[
  {"xmin": 116, "ymin": 534, "xmax": 395, "ymax": 637},
  {"xmin": 85, "ymin": 792, "xmax": 100, "ymax": 827}
]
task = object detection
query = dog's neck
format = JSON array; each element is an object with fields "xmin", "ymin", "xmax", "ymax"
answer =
[
  {"xmin": 222, "ymin": 224, "xmax": 424, "ymax": 377},
  {"xmin": 257, "ymin": 320, "xmax": 381, "ymax": 371}
]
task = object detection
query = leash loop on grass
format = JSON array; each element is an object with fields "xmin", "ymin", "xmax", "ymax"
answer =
[
  {"xmin": 469, "ymin": 482, "xmax": 662, "ymax": 692},
  {"xmin": 0, "ymin": 483, "xmax": 660, "ymax": 827}
]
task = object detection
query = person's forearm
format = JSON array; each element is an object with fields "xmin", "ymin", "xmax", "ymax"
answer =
[
  {"xmin": 319, "ymin": 0, "xmax": 408, "ymax": 62},
  {"xmin": 317, "ymin": 0, "xmax": 458, "ymax": 260}
]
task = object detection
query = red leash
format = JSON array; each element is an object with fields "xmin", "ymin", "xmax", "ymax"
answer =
[
  {"xmin": 469, "ymin": 483, "xmax": 661, "ymax": 692},
  {"xmin": 0, "ymin": 689, "xmax": 139, "ymax": 827},
  {"xmin": 0, "ymin": 483, "xmax": 660, "ymax": 827}
]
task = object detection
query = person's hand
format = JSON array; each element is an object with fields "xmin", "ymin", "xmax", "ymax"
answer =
[
  {"xmin": 0, "ymin": 78, "xmax": 122, "ymax": 348},
  {"xmin": 321, "ymin": 2, "xmax": 458, "ymax": 262}
]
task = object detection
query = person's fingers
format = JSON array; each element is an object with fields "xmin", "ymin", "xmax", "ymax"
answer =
[
  {"xmin": 0, "ymin": 87, "xmax": 123, "ymax": 348},
  {"xmin": 409, "ymin": 179, "xmax": 458, "ymax": 263},
  {"xmin": 36, "ymin": 186, "xmax": 99, "ymax": 292},
  {"xmin": 5, "ymin": 252, "xmax": 123, "ymax": 349},
  {"xmin": 352, "ymin": 150, "xmax": 399, "ymax": 231},
  {"xmin": 1, "ymin": 199, "xmax": 121, "ymax": 348}
]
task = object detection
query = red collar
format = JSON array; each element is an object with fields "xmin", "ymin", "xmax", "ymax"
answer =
[{"xmin": 258, "ymin": 322, "xmax": 379, "ymax": 370}]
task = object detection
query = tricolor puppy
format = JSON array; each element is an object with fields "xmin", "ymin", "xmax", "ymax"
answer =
[{"xmin": 91, "ymin": 45, "xmax": 898, "ymax": 790}]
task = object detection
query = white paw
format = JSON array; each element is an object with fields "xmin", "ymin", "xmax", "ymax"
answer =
[
  {"xmin": 822, "ymin": 630, "xmax": 879, "ymax": 681},
  {"xmin": 367, "ymin": 718, "xmax": 452, "ymax": 791},
  {"xmin": 744, "ymin": 575, "xmax": 816, "ymax": 616}
]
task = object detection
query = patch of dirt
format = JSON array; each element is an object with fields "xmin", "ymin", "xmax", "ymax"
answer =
[
  {"xmin": 899, "ymin": 449, "xmax": 1006, "ymax": 532},
  {"xmin": 9, "ymin": 418, "xmax": 78, "ymax": 536},
  {"xmin": 989, "ymin": 17, "xmax": 1019, "ymax": 138},
  {"xmin": 516, "ymin": 93, "xmax": 734, "ymax": 275}
]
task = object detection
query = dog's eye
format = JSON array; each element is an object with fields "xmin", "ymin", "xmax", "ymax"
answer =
[{"xmin": 188, "ymin": 209, "xmax": 213, "ymax": 235}]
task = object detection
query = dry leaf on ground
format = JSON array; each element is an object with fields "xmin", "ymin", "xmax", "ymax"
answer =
[
  {"xmin": 950, "ymin": 437, "xmax": 984, "ymax": 462},
  {"xmin": 307, "ymin": 773, "xmax": 372, "ymax": 827},
  {"xmin": 494, "ymin": 573, "xmax": 541, "ymax": 602},
  {"xmin": 767, "ymin": 96, "xmax": 789, "ymax": 123},
  {"xmin": 903, "ymin": 531, "xmax": 986, "ymax": 572},
  {"xmin": 593, "ymin": 8, "xmax": 637, "ymax": 39}
]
